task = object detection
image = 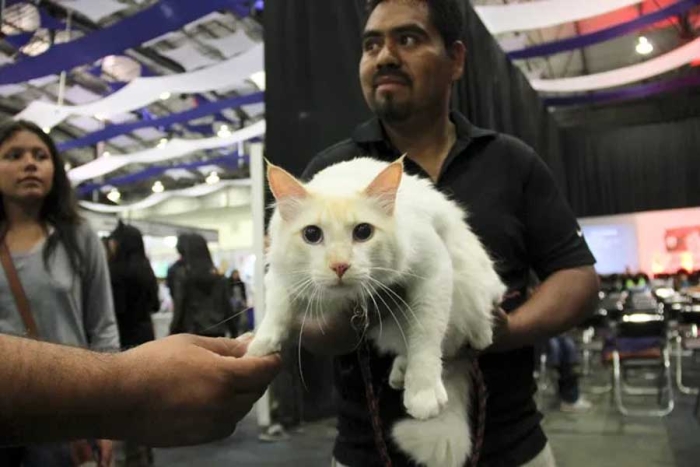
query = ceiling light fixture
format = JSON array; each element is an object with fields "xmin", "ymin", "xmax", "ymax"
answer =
[
  {"xmin": 107, "ymin": 189, "xmax": 121, "ymax": 203},
  {"xmin": 206, "ymin": 171, "xmax": 220, "ymax": 185},
  {"xmin": 635, "ymin": 36, "xmax": 653, "ymax": 55},
  {"xmin": 152, "ymin": 181, "xmax": 165, "ymax": 193}
]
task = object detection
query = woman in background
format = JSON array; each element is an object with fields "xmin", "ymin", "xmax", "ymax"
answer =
[
  {"xmin": 228, "ymin": 268, "xmax": 248, "ymax": 336},
  {"xmin": 108, "ymin": 222, "xmax": 159, "ymax": 348},
  {"xmin": 108, "ymin": 222, "xmax": 159, "ymax": 466},
  {"xmin": 0, "ymin": 120, "xmax": 118, "ymax": 466},
  {"xmin": 170, "ymin": 233, "xmax": 234, "ymax": 337}
]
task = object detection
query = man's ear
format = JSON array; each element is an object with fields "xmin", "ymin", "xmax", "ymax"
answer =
[{"xmin": 449, "ymin": 40, "xmax": 466, "ymax": 81}]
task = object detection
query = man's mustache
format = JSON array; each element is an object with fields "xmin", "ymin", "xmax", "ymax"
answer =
[{"xmin": 373, "ymin": 69, "xmax": 411, "ymax": 87}]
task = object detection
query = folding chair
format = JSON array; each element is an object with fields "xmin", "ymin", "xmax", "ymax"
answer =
[
  {"xmin": 610, "ymin": 306, "xmax": 674, "ymax": 417},
  {"xmin": 674, "ymin": 304, "xmax": 700, "ymax": 396}
]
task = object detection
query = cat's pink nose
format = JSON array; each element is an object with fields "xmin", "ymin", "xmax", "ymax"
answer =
[{"xmin": 331, "ymin": 263, "xmax": 351, "ymax": 278}]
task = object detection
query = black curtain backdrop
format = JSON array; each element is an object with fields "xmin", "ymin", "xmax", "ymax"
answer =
[{"xmin": 562, "ymin": 116, "xmax": 700, "ymax": 217}]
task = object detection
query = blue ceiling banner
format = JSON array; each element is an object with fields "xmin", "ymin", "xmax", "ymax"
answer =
[
  {"xmin": 76, "ymin": 152, "xmax": 240, "ymax": 196},
  {"xmin": 57, "ymin": 92, "xmax": 264, "ymax": 151},
  {"xmin": 543, "ymin": 73, "xmax": 700, "ymax": 107},
  {"xmin": 0, "ymin": 0, "xmax": 249, "ymax": 85},
  {"xmin": 508, "ymin": 0, "xmax": 700, "ymax": 60}
]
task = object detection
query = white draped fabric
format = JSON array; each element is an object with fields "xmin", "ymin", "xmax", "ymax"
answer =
[
  {"xmin": 15, "ymin": 44, "xmax": 264, "ymax": 129},
  {"xmin": 79, "ymin": 179, "xmax": 251, "ymax": 214},
  {"xmin": 474, "ymin": 0, "xmax": 643, "ymax": 34},
  {"xmin": 69, "ymin": 120, "xmax": 266, "ymax": 184},
  {"xmin": 54, "ymin": 0, "xmax": 129, "ymax": 23},
  {"xmin": 531, "ymin": 37, "xmax": 700, "ymax": 93}
]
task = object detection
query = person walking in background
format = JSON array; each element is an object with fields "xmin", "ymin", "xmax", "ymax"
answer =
[
  {"xmin": 169, "ymin": 233, "xmax": 234, "ymax": 337},
  {"xmin": 0, "ymin": 119, "xmax": 119, "ymax": 466},
  {"xmin": 228, "ymin": 268, "xmax": 248, "ymax": 336},
  {"xmin": 108, "ymin": 222, "xmax": 160, "ymax": 467},
  {"xmin": 109, "ymin": 222, "xmax": 160, "ymax": 349}
]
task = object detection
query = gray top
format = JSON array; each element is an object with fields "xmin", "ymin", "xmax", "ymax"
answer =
[{"xmin": 0, "ymin": 222, "xmax": 119, "ymax": 351}]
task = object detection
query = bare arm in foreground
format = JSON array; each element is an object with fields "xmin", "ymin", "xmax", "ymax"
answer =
[{"xmin": 0, "ymin": 333, "xmax": 280, "ymax": 447}]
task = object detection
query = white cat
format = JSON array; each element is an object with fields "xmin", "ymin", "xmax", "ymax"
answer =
[{"xmin": 247, "ymin": 157, "xmax": 506, "ymax": 467}]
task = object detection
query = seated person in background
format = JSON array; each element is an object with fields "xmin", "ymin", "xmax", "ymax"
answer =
[{"xmin": 547, "ymin": 335, "xmax": 592, "ymax": 413}]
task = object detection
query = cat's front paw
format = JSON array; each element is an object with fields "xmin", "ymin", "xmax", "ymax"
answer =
[
  {"xmin": 403, "ymin": 378, "xmax": 448, "ymax": 420},
  {"xmin": 246, "ymin": 335, "xmax": 281, "ymax": 357},
  {"xmin": 469, "ymin": 327, "xmax": 493, "ymax": 350},
  {"xmin": 389, "ymin": 356, "xmax": 407, "ymax": 390}
]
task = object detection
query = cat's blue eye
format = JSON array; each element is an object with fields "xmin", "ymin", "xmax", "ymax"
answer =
[
  {"xmin": 353, "ymin": 223, "xmax": 374, "ymax": 242},
  {"xmin": 302, "ymin": 225, "xmax": 323, "ymax": 244}
]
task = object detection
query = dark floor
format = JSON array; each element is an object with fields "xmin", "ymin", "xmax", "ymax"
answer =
[{"xmin": 151, "ymin": 357, "xmax": 700, "ymax": 467}]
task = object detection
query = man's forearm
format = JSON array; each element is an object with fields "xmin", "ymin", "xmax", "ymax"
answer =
[
  {"xmin": 495, "ymin": 266, "xmax": 600, "ymax": 352},
  {"xmin": 0, "ymin": 335, "xmax": 128, "ymax": 444}
]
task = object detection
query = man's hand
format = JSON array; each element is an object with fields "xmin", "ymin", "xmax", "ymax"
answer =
[
  {"xmin": 486, "ymin": 307, "xmax": 511, "ymax": 353},
  {"xmin": 113, "ymin": 334, "xmax": 281, "ymax": 447}
]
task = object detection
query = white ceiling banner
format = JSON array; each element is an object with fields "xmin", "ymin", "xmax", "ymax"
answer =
[
  {"xmin": 68, "ymin": 120, "xmax": 266, "ymax": 184},
  {"xmin": 15, "ymin": 44, "xmax": 264, "ymax": 129},
  {"xmin": 531, "ymin": 37, "xmax": 700, "ymax": 93},
  {"xmin": 474, "ymin": 0, "xmax": 643, "ymax": 34},
  {"xmin": 160, "ymin": 43, "xmax": 220, "ymax": 71},
  {"xmin": 201, "ymin": 29, "xmax": 257, "ymax": 58},
  {"xmin": 54, "ymin": 0, "xmax": 129, "ymax": 23},
  {"xmin": 79, "ymin": 179, "xmax": 251, "ymax": 213}
]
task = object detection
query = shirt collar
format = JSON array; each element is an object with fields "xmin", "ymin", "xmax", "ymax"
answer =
[{"xmin": 352, "ymin": 110, "xmax": 496, "ymax": 146}]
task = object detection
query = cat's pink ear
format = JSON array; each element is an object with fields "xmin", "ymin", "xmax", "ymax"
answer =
[
  {"xmin": 267, "ymin": 163, "xmax": 307, "ymax": 221},
  {"xmin": 364, "ymin": 157, "xmax": 404, "ymax": 215}
]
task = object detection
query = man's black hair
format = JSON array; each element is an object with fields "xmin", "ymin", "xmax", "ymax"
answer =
[{"xmin": 365, "ymin": 0, "xmax": 464, "ymax": 51}]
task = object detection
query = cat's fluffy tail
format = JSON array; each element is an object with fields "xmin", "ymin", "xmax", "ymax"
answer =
[{"xmin": 392, "ymin": 359, "xmax": 472, "ymax": 467}]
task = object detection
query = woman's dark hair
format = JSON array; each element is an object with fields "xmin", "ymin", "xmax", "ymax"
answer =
[
  {"xmin": 365, "ymin": 0, "xmax": 464, "ymax": 52},
  {"xmin": 109, "ymin": 222, "xmax": 158, "ymax": 297},
  {"xmin": 0, "ymin": 119, "xmax": 83, "ymax": 274},
  {"xmin": 180, "ymin": 233, "xmax": 215, "ymax": 275}
]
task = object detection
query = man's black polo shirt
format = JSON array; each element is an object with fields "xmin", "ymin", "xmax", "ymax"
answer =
[{"xmin": 301, "ymin": 111, "xmax": 595, "ymax": 467}]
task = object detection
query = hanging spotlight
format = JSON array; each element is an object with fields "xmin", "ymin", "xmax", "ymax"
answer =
[
  {"xmin": 102, "ymin": 151, "xmax": 111, "ymax": 158},
  {"xmin": 206, "ymin": 171, "xmax": 220, "ymax": 185},
  {"xmin": 64, "ymin": 162, "xmax": 72, "ymax": 172},
  {"xmin": 42, "ymin": 127, "xmax": 51, "ymax": 134},
  {"xmin": 217, "ymin": 124, "xmax": 232, "ymax": 138},
  {"xmin": 635, "ymin": 36, "xmax": 654, "ymax": 55},
  {"xmin": 157, "ymin": 138, "xmax": 168, "ymax": 148},
  {"xmin": 159, "ymin": 91, "xmax": 172, "ymax": 101},
  {"xmin": 152, "ymin": 181, "xmax": 165, "ymax": 193},
  {"xmin": 107, "ymin": 189, "xmax": 121, "ymax": 203}
]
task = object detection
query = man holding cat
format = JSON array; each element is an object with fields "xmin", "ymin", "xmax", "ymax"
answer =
[{"xmin": 300, "ymin": 1, "xmax": 599, "ymax": 466}]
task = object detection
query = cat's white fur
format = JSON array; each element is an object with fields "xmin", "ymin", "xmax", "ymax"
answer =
[{"xmin": 247, "ymin": 157, "xmax": 506, "ymax": 467}]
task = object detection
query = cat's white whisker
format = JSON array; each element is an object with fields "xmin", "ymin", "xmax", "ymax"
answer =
[
  {"xmin": 372, "ymin": 279, "xmax": 425, "ymax": 331},
  {"xmin": 366, "ymin": 276, "xmax": 425, "ymax": 332},
  {"xmin": 365, "ymin": 280, "xmax": 409, "ymax": 350},
  {"xmin": 362, "ymin": 282, "xmax": 383, "ymax": 339},
  {"xmin": 297, "ymin": 285, "xmax": 317, "ymax": 392},
  {"xmin": 370, "ymin": 266, "xmax": 428, "ymax": 281},
  {"xmin": 200, "ymin": 306, "xmax": 253, "ymax": 335}
]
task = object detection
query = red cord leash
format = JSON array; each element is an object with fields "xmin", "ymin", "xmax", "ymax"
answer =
[
  {"xmin": 358, "ymin": 340, "xmax": 394, "ymax": 467},
  {"xmin": 357, "ymin": 340, "xmax": 486, "ymax": 467},
  {"xmin": 352, "ymin": 288, "xmax": 525, "ymax": 467}
]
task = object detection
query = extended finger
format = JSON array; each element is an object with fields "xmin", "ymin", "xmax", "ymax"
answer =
[
  {"xmin": 222, "ymin": 353, "xmax": 282, "ymax": 392},
  {"xmin": 191, "ymin": 336, "xmax": 250, "ymax": 357}
]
